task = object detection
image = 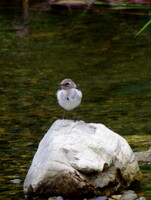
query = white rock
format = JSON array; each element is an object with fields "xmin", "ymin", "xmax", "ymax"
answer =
[{"xmin": 24, "ymin": 119, "xmax": 141, "ymax": 197}]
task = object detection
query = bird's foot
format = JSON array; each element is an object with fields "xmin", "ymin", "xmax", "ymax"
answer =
[{"xmin": 72, "ymin": 117, "xmax": 80, "ymax": 122}]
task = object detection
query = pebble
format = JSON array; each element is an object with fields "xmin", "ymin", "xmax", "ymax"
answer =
[
  {"xmin": 48, "ymin": 197, "xmax": 63, "ymax": 200},
  {"xmin": 56, "ymin": 197, "xmax": 64, "ymax": 200},
  {"xmin": 90, "ymin": 196, "xmax": 108, "ymax": 200},
  {"xmin": 121, "ymin": 190, "xmax": 137, "ymax": 200},
  {"xmin": 111, "ymin": 194, "xmax": 122, "ymax": 200},
  {"xmin": 136, "ymin": 197, "xmax": 147, "ymax": 200},
  {"xmin": 48, "ymin": 197, "xmax": 56, "ymax": 200}
]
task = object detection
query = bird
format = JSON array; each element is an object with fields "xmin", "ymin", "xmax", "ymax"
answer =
[{"xmin": 56, "ymin": 78, "xmax": 82, "ymax": 118}]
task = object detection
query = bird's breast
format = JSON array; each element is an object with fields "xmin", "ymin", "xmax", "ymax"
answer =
[{"xmin": 57, "ymin": 88, "xmax": 82, "ymax": 110}]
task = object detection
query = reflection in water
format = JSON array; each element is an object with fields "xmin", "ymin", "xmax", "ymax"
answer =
[
  {"xmin": 15, "ymin": 0, "xmax": 30, "ymax": 37},
  {"xmin": 23, "ymin": 0, "xmax": 29, "ymax": 20},
  {"xmin": 0, "ymin": 2, "xmax": 151, "ymax": 200}
]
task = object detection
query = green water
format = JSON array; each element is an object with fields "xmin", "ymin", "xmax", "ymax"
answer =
[{"xmin": 0, "ymin": 3, "xmax": 151, "ymax": 200}]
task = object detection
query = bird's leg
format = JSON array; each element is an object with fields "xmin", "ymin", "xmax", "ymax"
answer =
[
  {"xmin": 63, "ymin": 109, "xmax": 67, "ymax": 119},
  {"xmin": 72, "ymin": 109, "xmax": 80, "ymax": 122}
]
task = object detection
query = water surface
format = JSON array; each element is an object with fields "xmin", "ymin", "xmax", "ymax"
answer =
[{"xmin": 0, "ymin": 2, "xmax": 151, "ymax": 200}]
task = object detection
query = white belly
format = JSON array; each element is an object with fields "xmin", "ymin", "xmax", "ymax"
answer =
[{"xmin": 57, "ymin": 88, "xmax": 82, "ymax": 110}]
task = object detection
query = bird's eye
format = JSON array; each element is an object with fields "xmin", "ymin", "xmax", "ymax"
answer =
[{"xmin": 65, "ymin": 82, "xmax": 69, "ymax": 86}]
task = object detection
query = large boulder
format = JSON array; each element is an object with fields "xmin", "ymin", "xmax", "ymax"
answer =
[{"xmin": 24, "ymin": 119, "xmax": 142, "ymax": 198}]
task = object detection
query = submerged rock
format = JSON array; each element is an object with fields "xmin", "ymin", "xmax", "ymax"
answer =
[
  {"xmin": 24, "ymin": 119, "xmax": 142, "ymax": 198},
  {"xmin": 10, "ymin": 179, "xmax": 21, "ymax": 184},
  {"xmin": 135, "ymin": 147, "xmax": 151, "ymax": 163}
]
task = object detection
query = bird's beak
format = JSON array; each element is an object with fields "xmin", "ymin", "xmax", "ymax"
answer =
[{"xmin": 56, "ymin": 83, "xmax": 61, "ymax": 86}]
